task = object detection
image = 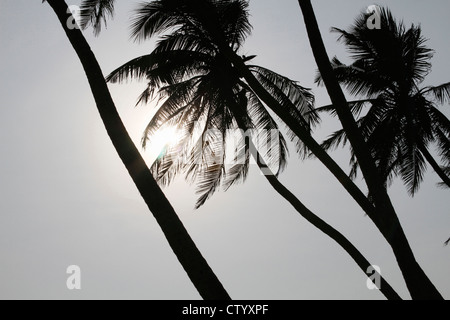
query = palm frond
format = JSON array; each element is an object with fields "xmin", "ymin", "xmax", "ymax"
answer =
[
  {"xmin": 79, "ymin": 0, "xmax": 115, "ymax": 36},
  {"xmin": 142, "ymin": 80, "xmax": 206, "ymax": 149},
  {"xmin": 434, "ymin": 128, "xmax": 450, "ymax": 166},
  {"xmin": 315, "ymin": 99, "xmax": 376, "ymax": 118},
  {"xmin": 400, "ymin": 142, "xmax": 427, "ymax": 196},
  {"xmin": 222, "ymin": 136, "xmax": 250, "ymax": 191},
  {"xmin": 250, "ymin": 66, "xmax": 316, "ymax": 124},
  {"xmin": 130, "ymin": 0, "xmax": 188, "ymax": 42},
  {"xmin": 428, "ymin": 105, "xmax": 450, "ymax": 136},
  {"xmin": 249, "ymin": 65, "xmax": 316, "ymax": 158},
  {"xmin": 106, "ymin": 54, "xmax": 155, "ymax": 83},
  {"xmin": 246, "ymin": 90, "xmax": 289, "ymax": 173},
  {"xmin": 216, "ymin": 0, "xmax": 252, "ymax": 49},
  {"xmin": 192, "ymin": 129, "xmax": 226, "ymax": 209},
  {"xmin": 437, "ymin": 166, "xmax": 450, "ymax": 190},
  {"xmin": 107, "ymin": 50, "xmax": 210, "ymax": 85},
  {"xmin": 321, "ymin": 128, "xmax": 349, "ymax": 152},
  {"xmin": 422, "ymin": 82, "xmax": 450, "ymax": 105},
  {"xmin": 445, "ymin": 237, "xmax": 450, "ymax": 246}
]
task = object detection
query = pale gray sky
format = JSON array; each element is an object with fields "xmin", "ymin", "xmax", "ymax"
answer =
[{"xmin": 0, "ymin": 0, "xmax": 449, "ymax": 300}]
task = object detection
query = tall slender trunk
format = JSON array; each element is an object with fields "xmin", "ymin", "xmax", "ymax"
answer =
[
  {"xmin": 297, "ymin": 0, "xmax": 443, "ymax": 299},
  {"xmin": 230, "ymin": 102, "xmax": 401, "ymax": 299},
  {"xmin": 419, "ymin": 145, "xmax": 450, "ymax": 188},
  {"xmin": 252, "ymin": 152, "xmax": 401, "ymax": 300},
  {"xmin": 46, "ymin": 0, "xmax": 230, "ymax": 300},
  {"xmin": 225, "ymin": 43, "xmax": 441, "ymax": 299},
  {"xmin": 224, "ymin": 49, "xmax": 378, "ymax": 218}
]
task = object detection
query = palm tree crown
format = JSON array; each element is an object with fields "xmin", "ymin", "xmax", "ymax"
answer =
[
  {"xmin": 316, "ymin": 7, "xmax": 450, "ymax": 194},
  {"xmin": 106, "ymin": 0, "xmax": 316, "ymax": 208}
]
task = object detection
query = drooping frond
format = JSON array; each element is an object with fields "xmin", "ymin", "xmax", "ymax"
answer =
[
  {"xmin": 314, "ymin": 99, "xmax": 376, "ymax": 118},
  {"xmin": 422, "ymin": 82, "xmax": 450, "ymax": 105},
  {"xmin": 250, "ymin": 66, "xmax": 316, "ymax": 124},
  {"xmin": 79, "ymin": 0, "xmax": 115, "ymax": 36},
  {"xmin": 222, "ymin": 136, "xmax": 250, "ymax": 191},
  {"xmin": 321, "ymin": 128, "xmax": 349, "ymax": 152},
  {"xmin": 249, "ymin": 65, "xmax": 316, "ymax": 158},
  {"xmin": 130, "ymin": 0, "xmax": 191, "ymax": 42},
  {"xmin": 400, "ymin": 141, "xmax": 427, "ymax": 196},
  {"xmin": 190, "ymin": 128, "xmax": 226, "ymax": 209},
  {"xmin": 445, "ymin": 237, "xmax": 450, "ymax": 246},
  {"xmin": 106, "ymin": 50, "xmax": 210, "ymax": 85},
  {"xmin": 246, "ymin": 90, "xmax": 289, "ymax": 174},
  {"xmin": 438, "ymin": 167, "xmax": 450, "ymax": 190},
  {"xmin": 142, "ymin": 79, "xmax": 207, "ymax": 148},
  {"xmin": 435, "ymin": 128, "xmax": 450, "ymax": 166}
]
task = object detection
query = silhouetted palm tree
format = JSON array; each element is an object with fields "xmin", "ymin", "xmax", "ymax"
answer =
[
  {"xmin": 315, "ymin": 7, "xmax": 450, "ymax": 195},
  {"xmin": 45, "ymin": 0, "xmax": 230, "ymax": 300},
  {"xmin": 107, "ymin": 0, "xmax": 401, "ymax": 299},
  {"xmin": 77, "ymin": 0, "xmax": 439, "ymax": 299},
  {"xmin": 297, "ymin": 0, "xmax": 443, "ymax": 299},
  {"xmin": 106, "ymin": 10, "xmax": 316, "ymax": 207}
]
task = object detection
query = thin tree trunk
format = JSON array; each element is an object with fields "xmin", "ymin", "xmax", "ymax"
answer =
[
  {"xmin": 230, "ymin": 104, "xmax": 401, "ymax": 299},
  {"xmin": 419, "ymin": 145, "xmax": 450, "ymax": 188},
  {"xmin": 225, "ymin": 43, "xmax": 442, "ymax": 299},
  {"xmin": 297, "ymin": 0, "xmax": 443, "ymax": 300},
  {"xmin": 252, "ymin": 151, "xmax": 401, "ymax": 300},
  {"xmin": 46, "ymin": 0, "xmax": 230, "ymax": 300},
  {"xmin": 223, "ymin": 49, "xmax": 378, "ymax": 218}
]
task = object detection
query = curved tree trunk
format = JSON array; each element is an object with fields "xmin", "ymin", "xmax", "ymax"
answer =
[
  {"xmin": 46, "ymin": 0, "xmax": 230, "ymax": 300},
  {"xmin": 252, "ymin": 151, "xmax": 401, "ymax": 300},
  {"xmin": 225, "ymin": 42, "xmax": 441, "ymax": 299},
  {"xmin": 230, "ymin": 105, "xmax": 401, "ymax": 299},
  {"xmin": 419, "ymin": 145, "xmax": 450, "ymax": 188},
  {"xmin": 297, "ymin": 0, "xmax": 443, "ymax": 300}
]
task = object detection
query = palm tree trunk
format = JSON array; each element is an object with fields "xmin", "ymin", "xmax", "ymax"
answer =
[
  {"xmin": 252, "ymin": 152, "xmax": 402, "ymax": 300},
  {"xmin": 46, "ymin": 0, "xmax": 230, "ymax": 300},
  {"xmin": 419, "ymin": 145, "xmax": 450, "ymax": 188},
  {"xmin": 223, "ymin": 47, "xmax": 379, "ymax": 221},
  {"xmin": 225, "ymin": 43, "xmax": 442, "ymax": 299},
  {"xmin": 297, "ymin": 0, "xmax": 443, "ymax": 300},
  {"xmin": 230, "ymin": 105, "xmax": 401, "ymax": 299}
]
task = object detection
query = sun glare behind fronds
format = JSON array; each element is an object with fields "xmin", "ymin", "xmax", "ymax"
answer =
[{"xmin": 142, "ymin": 125, "xmax": 180, "ymax": 164}]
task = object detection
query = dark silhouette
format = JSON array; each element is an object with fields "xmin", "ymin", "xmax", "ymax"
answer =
[
  {"xmin": 315, "ymin": 7, "xmax": 450, "ymax": 194},
  {"xmin": 45, "ymin": 0, "xmax": 230, "ymax": 300},
  {"xmin": 297, "ymin": 0, "xmax": 443, "ymax": 299},
  {"xmin": 49, "ymin": 0, "xmax": 444, "ymax": 299},
  {"xmin": 107, "ymin": 0, "xmax": 400, "ymax": 299}
]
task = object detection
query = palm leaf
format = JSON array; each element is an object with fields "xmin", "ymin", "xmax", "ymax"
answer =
[
  {"xmin": 79, "ymin": 0, "xmax": 115, "ymax": 35},
  {"xmin": 130, "ymin": 0, "xmax": 189, "ymax": 43},
  {"xmin": 445, "ymin": 237, "xmax": 450, "ymax": 246},
  {"xmin": 422, "ymin": 82, "xmax": 450, "ymax": 105}
]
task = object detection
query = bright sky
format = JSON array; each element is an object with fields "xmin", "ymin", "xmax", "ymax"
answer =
[{"xmin": 0, "ymin": 0, "xmax": 449, "ymax": 300}]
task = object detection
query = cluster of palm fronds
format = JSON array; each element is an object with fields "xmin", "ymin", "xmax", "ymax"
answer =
[
  {"xmin": 315, "ymin": 7, "xmax": 450, "ymax": 195},
  {"xmin": 103, "ymin": 0, "xmax": 316, "ymax": 208}
]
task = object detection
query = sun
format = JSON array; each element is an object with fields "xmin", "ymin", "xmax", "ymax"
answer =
[{"xmin": 143, "ymin": 125, "xmax": 181, "ymax": 165}]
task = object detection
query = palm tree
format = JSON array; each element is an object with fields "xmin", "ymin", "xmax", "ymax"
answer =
[
  {"xmin": 78, "ymin": 0, "xmax": 440, "ymax": 299},
  {"xmin": 314, "ymin": 7, "xmax": 450, "ymax": 195},
  {"xmin": 297, "ymin": 0, "xmax": 443, "ymax": 299},
  {"xmin": 45, "ymin": 0, "xmax": 230, "ymax": 300},
  {"xmin": 106, "ymin": 0, "xmax": 400, "ymax": 299}
]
